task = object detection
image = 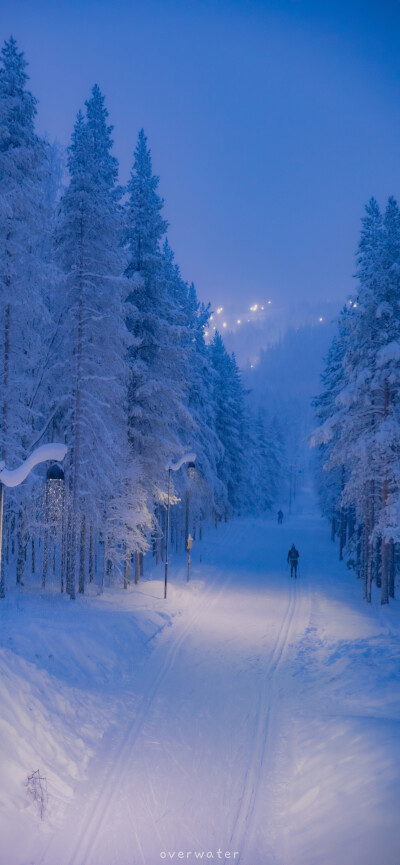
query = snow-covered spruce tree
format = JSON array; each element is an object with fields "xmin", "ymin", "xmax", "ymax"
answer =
[
  {"xmin": 160, "ymin": 246, "xmax": 224, "ymax": 542},
  {"xmin": 313, "ymin": 305, "xmax": 353, "ymax": 555},
  {"xmin": 54, "ymin": 85, "xmax": 130, "ymax": 598},
  {"xmin": 182, "ymin": 281, "xmax": 225, "ymax": 529},
  {"xmin": 237, "ymin": 403, "xmax": 282, "ymax": 517},
  {"xmin": 313, "ymin": 198, "xmax": 400, "ymax": 604},
  {"xmin": 124, "ymin": 131, "xmax": 192, "ymax": 552},
  {"xmin": 210, "ymin": 333, "xmax": 244, "ymax": 518},
  {"xmin": 0, "ymin": 38, "xmax": 51, "ymax": 591}
]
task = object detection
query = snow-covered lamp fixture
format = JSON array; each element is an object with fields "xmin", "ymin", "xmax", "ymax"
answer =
[
  {"xmin": 187, "ymin": 462, "xmax": 196, "ymax": 479},
  {"xmin": 46, "ymin": 463, "xmax": 65, "ymax": 483}
]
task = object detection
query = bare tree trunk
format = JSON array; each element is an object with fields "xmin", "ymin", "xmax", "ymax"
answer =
[
  {"xmin": 366, "ymin": 540, "xmax": 373, "ymax": 604},
  {"xmin": 60, "ymin": 505, "xmax": 66, "ymax": 593},
  {"xmin": 106, "ymin": 537, "xmax": 113, "ymax": 583},
  {"xmin": 123, "ymin": 543, "xmax": 130, "ymax": 589},
  {"xmin": 101, "ymin": 535, "xmax": 106, "ymax": 590},
  {"xmin": 375, "ymin": 537, "xmax": 382, "ymax": 588},
  {"xmin": 79, "ymin": 514, "xmax": 86, "ymax": 594},
  {"xmin": 16, "ymin": 510, "xmax": 25, "ymax": 586},
  {"xmin": 65, "ymin": 507, "xmax": 75, "ymax": 598},
  {"xmin": 31, "ymin": 535, "xmax": 35, "ymax": 575},
  {"xmin": 388, "ymin": 541, "xmax": 395, "ymax": 598},
  {"xmin": 362, "ymin": 519, "xmax": 369, "ymax": 600},
  {"xmin": 381, "ymin": 538, "xmax": 389, "ymax": 605},
  {"xmin": 134, "ymin": 551, "xmax": 139, "ymax": 585},
  {"xmin": 140, "ymin": 552, "xmax": 143, "ymax": 577},
  {"xmin": 5, "ymin": 512, "xmax": 9, "ymax": 566},
  {"xmin": 42, "ymin": 528, "xmax": 49, "ymax": 589},
  {"xmin": 89, "ymin": 522, "xmax": 94, "ymax": 583},
  {"xmin": 160, "ymin": 508, "xmax": 165, "ymax": 563},
  {"xmin": 185, "ymin": 491, "xmax": 189, "ymax": 550},
  {"xmin": 155, "ymin": 508, "xmax": 160, "ymax": 566},
  {"xmin": 356, "ymin": 523, "xmax": 362, "ymax": 579},
  {"xmin": 2, "ymin": 303, "xmax": 10, "ymax": 464}
]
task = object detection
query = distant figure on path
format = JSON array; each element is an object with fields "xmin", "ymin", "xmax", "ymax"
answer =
[
  {"xmin": 287, "ymin": 543, "xmax": 299, "ymax": 577},
  {"xmin": 277, "ymin": 509, "xmax": 283, "ymax": 524}
]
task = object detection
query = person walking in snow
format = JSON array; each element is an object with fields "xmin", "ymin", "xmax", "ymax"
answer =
[
  {"xmin": 277, "ymin": 509, "xmax": 283, "ymax": 524},
  {"xmin": 287, "ymin": 544, "xmax": 299, "ymax": 578}
]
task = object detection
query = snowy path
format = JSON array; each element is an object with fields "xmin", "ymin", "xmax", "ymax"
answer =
[{"xmin": 1, "ymin": 490, "xmax": 400, "ymax": 865}]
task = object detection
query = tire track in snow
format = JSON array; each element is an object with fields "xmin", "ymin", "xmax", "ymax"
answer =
[
  {"xmin": 55, "ymin": 571, "xmax": 232, "ymax": 865},
  {"xmin": 229, "ymin": 575, "xmax": 299, "ymax": 863}
]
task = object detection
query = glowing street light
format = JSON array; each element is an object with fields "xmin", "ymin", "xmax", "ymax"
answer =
[{"xmin": 164, "ymin": 452, "xmax": 196, "ymax": 599}]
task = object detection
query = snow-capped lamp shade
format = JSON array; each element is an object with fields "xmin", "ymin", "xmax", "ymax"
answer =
[
  {"xmin": 46, "ymin": 463, "xmax": 65, "ymax": 482},
  {"xmin": 187, "ymin": 462, "xmax": 196, "ymax": 479}
]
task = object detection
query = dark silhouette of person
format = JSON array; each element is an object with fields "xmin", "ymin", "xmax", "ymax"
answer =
[
  {"xmin": 287, "ymin": 544, "xmax": 299, "ymax": 577},
  {"xmin": 277, "ymin": 510, "xmax": 283, "ymax": 524}
]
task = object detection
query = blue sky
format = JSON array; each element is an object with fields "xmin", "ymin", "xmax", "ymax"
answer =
[{"xmin": 2, "ymin": 0, "xmax": 400, "ymax": 322}]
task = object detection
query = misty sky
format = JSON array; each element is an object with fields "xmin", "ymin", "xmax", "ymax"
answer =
[{"xmin": 2, "ymin": 0, "xmax": 400, "ymax": 325}]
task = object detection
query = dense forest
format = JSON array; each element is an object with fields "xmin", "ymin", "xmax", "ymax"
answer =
[
  {"xmin": 313, "ymin": 197, "xmax": 400, "ymax": 605},
  {"xmin": 0, "ymin": 38, "xmax": 283, "ymax": 598}
]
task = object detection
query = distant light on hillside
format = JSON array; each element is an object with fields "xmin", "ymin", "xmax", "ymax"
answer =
[{"xmin": 217, "ymin": 307, "xmax": 223, "ymax": 314}]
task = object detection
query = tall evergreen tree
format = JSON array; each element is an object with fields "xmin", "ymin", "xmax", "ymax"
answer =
[
  {"xmin": 0, "ymin": 37, "xmax": 50, "ymax": 589},
  {"xmin": 54, "ymin": 85, "xmax": 130, "ymax": 597},
  {"xmin": 124, "ymin": 131, "xmax": 191, "ymax": 529}
]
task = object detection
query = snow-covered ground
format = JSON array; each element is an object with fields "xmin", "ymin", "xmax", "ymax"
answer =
[{"xmin": 1, "ymin": 487, "xmax": 399, "ymax": 865}]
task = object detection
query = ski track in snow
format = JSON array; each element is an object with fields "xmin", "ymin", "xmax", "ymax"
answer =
[
  {"xmin": 229, "ymin": 576, "xmax": 298, "ymax": 863},
  {"xmin": 41, "ymin": 569, "xmax": 233, "ymax": 865}
]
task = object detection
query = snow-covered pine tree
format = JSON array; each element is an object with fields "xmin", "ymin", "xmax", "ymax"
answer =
[
  {"xmin": 312, "ymin": 305, "xmax": 353, "ymax": 552},
  {"xmin": 210, "ymin": 333, "xmax": 245, "ymax": 518},
  {"xmin": 124, "ymin": 131, "xmax": 192, "ymax": 550},
  {"xmin": 54, "ymin": 85, "xmax": 130, "ymax": 597},
  {"xmin": 0, "ymin": 37, "xmax": 50, "ymax": 591},
  {"xmin": 160, "ymin": 245, "xmax": 224, "ymax": 540},
  {"xmin": 182, "ymin": 281, "xmax": 224, "ymax": 528}
]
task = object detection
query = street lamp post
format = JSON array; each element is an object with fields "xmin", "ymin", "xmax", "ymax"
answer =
[
  {"xmin": 164, "ymin": 452, "xmax": 196, "ymax": 599},
  {"xmin": 0, "ymin": 443, "xmax": 68, "ymax": 599}
]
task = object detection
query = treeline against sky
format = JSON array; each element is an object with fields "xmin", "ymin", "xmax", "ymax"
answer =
[
  {"xmin": 313, "ymin": 197, "xmax": 400, "ymax": 605},
  {"xmin": 0, "ymin": 38, "xmax": 282, "ymax": 596}
]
